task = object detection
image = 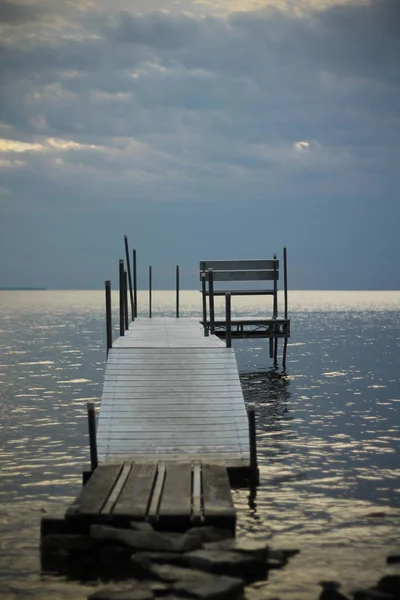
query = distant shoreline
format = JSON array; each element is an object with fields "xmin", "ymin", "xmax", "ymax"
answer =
[{"xmin": 0, "ymin": 287, "xmax": 46, "ymax": 291}]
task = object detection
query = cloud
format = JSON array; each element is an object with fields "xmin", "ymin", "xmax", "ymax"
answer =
[{"xmin": 0, "ymin": 0, "xmax": 399, "ymax": 288}]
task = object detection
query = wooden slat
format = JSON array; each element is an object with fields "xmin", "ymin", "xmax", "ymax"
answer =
[
  {"xmin": 148, "ymin": 463, "xmax": 166, "ymax": 520},
  {"xmin": 206, "ymin": 270, "xmax": 278, "ymax": 282},
  {"xmin": 66, "ymin": 464, "xmax": 122, "ymax": 518},
  {"xmin": 192, "ymin": 462, "xmax": 202, "ymax": 522},
  {"xmin": 113, "ymin": 462, "xmax": 157, "ymax": 519},
  {"xmin": 203, "ymin": 289, "xmax": 276, "ymax": 296},
  {"xmin": 200, "ymin": 260, "xmax": 278, "ymax": 271},
  {"xmin": 202, "ymin": 464, "xmax": 236, "ymax": 524},
  {"xmin": 101, "ymin": 462, "xmax": 131, "ymax": 515},
  {"xmin": 159, "ymin": 463, "xmax": 192, "ymax": 519}
]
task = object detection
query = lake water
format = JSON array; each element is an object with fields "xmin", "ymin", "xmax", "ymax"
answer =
[{"xmin": 0, "ymin": 290, "xmax": 399, "ymax": 599}]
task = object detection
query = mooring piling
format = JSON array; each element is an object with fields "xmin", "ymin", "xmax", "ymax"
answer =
[
  {"xmin": 105, "ymin": 280, "xmax": 112, "ymax": 355},
  {"xmin": 87, "ymin": 401, "xmax": 98, "ymax": 472},
  {"xmin": 133, "ymin": 249, "xmax": 138, "ymax": 318},
  {"xmin": 149, "ymin": 264, "xmax": 152, "ymax": 319},
  {"xmin": 225, "ymin": 292, "xmax": 232, "ymax": 348},
  {"xmin": 208, "ymin": 268, "xmax": 215, "ymax": 335},
  {"xmin": 176, "ymin": 264, "xmax": 180, "ymax": 319},
  {"xmin": 119, "ymin": 259, "xmax": 125, "ymax": 337},
  {"xmin": 124, "ymin": 235, "xmax": 134, "ymax": 322},
  {"xmin": 124, "ymin": 270, "xmax": 129, "ymax": 331},
  {"xmin": 247, "ymin": 403, "xmax": 259, "ymax": 485},
  {"xmin": 201, "ymin": 272, "xmax": 208, "ymax": 336}
]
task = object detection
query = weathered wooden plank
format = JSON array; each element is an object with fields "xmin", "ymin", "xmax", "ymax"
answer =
[
  {"xmin": 204, "ymin": 270, "xmax": 278, "ymax": 282},
  {"xmin": 200, "ymin": 260, "xmax": 278, "ymax": 271},
  {"xmin": 159, "ymin": 463, "xmax": 192, "ymax": 519},
  {"xmin": 192, "ymin": 462, "xmax": 202, "ymax": 523},
  {"xmin": 203, "ymin": 289, "xmax": 275, "ymax": 296},
  {"xmin": 113, "ymin": 462, "xmax": 157, "ymax": 519},
  {"xmin": 148, "ymin": 463, "xmax": 166, "ymax": 520},
  {"xmin": 202, "ymin": 464, "xmax": 236, "ymax": 526},
  {"xmin": 66, "ymin": 464, "xmax": 123, "ymax": 518},
  {"xmin": 101, "ymin": 462, "xmax": 132, "ymax": 515}
]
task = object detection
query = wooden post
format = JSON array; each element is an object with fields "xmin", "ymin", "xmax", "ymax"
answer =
[
  {"xmin": 133, "ymin": 249, "xmax": 137, "ymax": 318},
  {"xmin": 283, "ymin": 246, "xmax": 288, "ymax": 321},
  {"xmin": 105, "ymin": 280, "xmax": 112, "ymax": 355},
  {"xmin": 225, "ymin": 293, "xmax": 232, "ymax": 348},
  {"xmin": 246, "ymin": 403, "xmax": 259, "ymax": 485},
  {"xmin": 124, "ymin": 235, "xmax": 134, "ymax": 321},
  {"xmin": 176, "ymin": 264, "xmax": 180, "ymax": 319},
  {"xmin": 273, "ymin": 254, "xmax": 278, "ymax": 319},
  {"xmin": 124, "ymin": 270, "xmax": 129, "ymax": 331},
  {"xmin": 273, "ymin": 337, "xmax": 278, "ymax": 367},
  {"xmin": 269, "ymin": 338, "xmax": 273, "ymax": 359},
  {"xmin": 119, "ymin": 259, "xmax": 125, "ymax": 337},
  {"xmin": 208, "ymin": 268, "xmax": 215, "ymax": 335},
  {"xmin": 87, "ymin": 402, "xmax": 98, "ymax": 472},
  {"xmin": 149, "ymin": 265, "xmax": 152, "ymax": 319},
  {"xmin": 282, "ymin": 338, "xmax": 288, "ymax": 371},
  {"xmin": 201, "ymin": 272, "xmax": 208, "ymax": 336}
]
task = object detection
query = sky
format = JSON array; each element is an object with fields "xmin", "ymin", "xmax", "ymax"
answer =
[{"xmin": 0, "ymin": 0, "xmax": 399, "ymax": 290}]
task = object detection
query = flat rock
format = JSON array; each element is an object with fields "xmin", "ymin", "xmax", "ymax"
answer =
[
  {"xmin": 133, "ymin": 552, "xmax": 182, "ymax": 566},
  {"xmin": 88, "ymin": 585, "xmax": 154, "ymax": 600},
  {"xmin": 41, "ymin": 534, "xmax": 95, "ymax": 552},
  {"xmin": 203, "ymin": 539, "xmax": 269, "ymax": 561},
  {"xmin": 185, "ymin": 527, "xmax": 233, "ymax": 546},
  {"xmin": 266, "ymin": 558, "xmax": 286, "ymax": 570},
  {"xmin": 129, "ymin": 522, "xmax": 154, "ymax": 532},
  {"xmin": 181, "ymin": 549, "xmax": 266, "ymax": 582},
  {"xmin": 136, "ymin": 563, "xmax": 244, "ymax": 599},
  {"xmin": 269, "ymin": 548, "xmax": 299, "ymax": 559},
  {"xmin": 90, "ymin": 525, "xmax": 199, "ymax": 553}
]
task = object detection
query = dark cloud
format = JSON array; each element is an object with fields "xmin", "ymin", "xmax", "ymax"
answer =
[
  {"xmin": 0, "ymin": 1, "xmax": 45, "ymax": 24},
  {"xmin": 0, "ymin": 0, "xmax": 399, "ymax": 288}
]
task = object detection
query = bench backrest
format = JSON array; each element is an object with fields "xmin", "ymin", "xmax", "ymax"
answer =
[{"xmin": 199, "ymin": 259, "xmax": 279, "ymax": 282}]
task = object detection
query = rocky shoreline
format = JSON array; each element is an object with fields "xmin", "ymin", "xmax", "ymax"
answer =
[{"xmin": 40, "ymin": 521, "xmax": 400, "ymax": 600}]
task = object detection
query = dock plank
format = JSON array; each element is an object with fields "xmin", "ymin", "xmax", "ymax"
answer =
[
  {"xmin": 113, "ymin": 462, "xmax": 157, "ymax": 519},
  {"xmin": 66, "ymin": 464, "xmax": 122, "ymax": 518},
  {"xmin": 159, "ymin": 463, "xmax": 192, "ymax": 519},
  {"xmin": 202, "ymin": 464, "xmax": 236, "ymax": 526}
]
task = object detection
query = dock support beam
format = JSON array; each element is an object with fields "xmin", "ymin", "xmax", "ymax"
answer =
[
  {"xmin": 247, "ymin": 403, "xmax": 259, "ymax": 485},
  {"xmin": 119, "ymin": 259, "xmax": 125, "ymax": 337},
  {"xmin": 149, "ymin": 265, "xmax": 152, "ymax": 319},
  {"xmin": 133, "ymin": 249, "xmax": 138, "ymax": 318},
  {"xmin": 87, "ymin": 402, "xmax": 98, "ymax": 472},
  {"xmin": 201, "ymin": 273, "xmax": 208, "ymax": 336},
  {"xmin": 124, "ymin": 235, "xmax": 134, "ymax": 322},
  {"xmin": 124, "ymin": 270, "xmax": 129, "ymax": 331},
  {"xmin": 176, "ymin": 264, "xmax": 180, "ymax": 318},
  {"xmin": 225, "ymin": 293, "xmax": 232, "ymax": 348},
  {"xmin": 105, "ymin": 280, "xmax": 112, "ymax": 355},
  {"xmin": 208, "ymin": 268, "xmax": 215, "ymax": 335}
]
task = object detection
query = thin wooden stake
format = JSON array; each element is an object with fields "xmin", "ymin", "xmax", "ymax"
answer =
[
  {"xmin": 133, "ymin": 249, "xmax": 138, "ymax": 318},
  {"xmin": 124, "ymin": 270, "xmax": 129, "ymax": 331},
  {"xmin": 105, "ymin": 280, "xmax": 112, "ymax": 355},
  {"xmin": 282, "ymin": 338, "xmax": 288, "ymax": 371},
  {"xmin": 283, "ymin": 246, "xmax": 288, "ymax": 321},
  {"xmin": 225, "ymin": 292, "xmax": 232, "ymax": 348},
  {"xmin": 247, "ymin": 403, "xmax": 259, "ymax": 485},
  {"xmin": 273, "ymin": 253, "xmax": 278, "ymax": 319},
  {"xmin": 176, "ymin": 264, "xmax": 180, "ymax": 319},
  {"xmin": 208, "ymin": 268, "xmax": 215, "ymax": 335},
  {"xmin": 201, "ymin": 272, "xmax": 208, "ymax": 336},
  {"xmin": 87, "ymin": 402, "xmax": 98, "ymax": 472},
  {"xmin": 269, "ymin": 338, "xmax": 273, "ymax": 359},
  {"xmin": 124, "ymin": 235, "xmax": 134, "ymax": 321},
  {"xmin": 149, "ymin": 264, "xmax": 152, "ymax": 319},
  {"xmin": 273, "ymin": 337, "xmax": 278, "ymax": 367},
  {"xmin": 119, "ymin": 259, "xmax": 125, "ymax": 337}
]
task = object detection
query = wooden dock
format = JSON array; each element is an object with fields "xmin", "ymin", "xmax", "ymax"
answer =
[
  {"xmin": 43, "ymin": 243, "xmax": 292, "ymax": 540},
  {"xmin": 97, "ymin": 317, "xmax": 249, "ymax": 468}
]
